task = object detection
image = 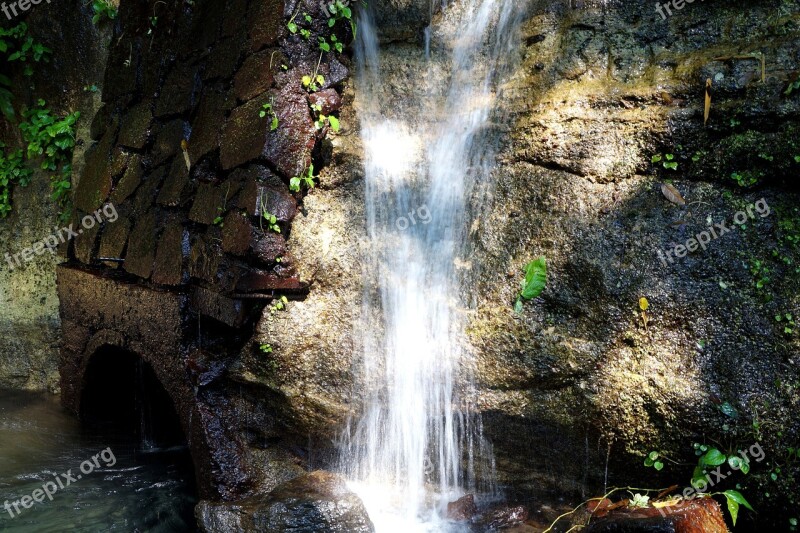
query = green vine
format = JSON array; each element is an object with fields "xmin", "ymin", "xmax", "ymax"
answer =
[{"xmin": 18, "ymin": 100, "xmax": 80, "ymax": 217}]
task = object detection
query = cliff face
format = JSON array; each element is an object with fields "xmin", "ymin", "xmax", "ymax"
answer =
[
  {"xmin": 275, "ymin": 0, "xmax": 800, "ymax": 522},
  {"xmin": 0, "ymin": 0, "xmax": 108, "ymax": 391}
]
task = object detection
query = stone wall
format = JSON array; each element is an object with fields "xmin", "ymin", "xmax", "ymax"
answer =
[{"xmin": 56, "ymin": 0, "xmax": 354, "ymax": 501}]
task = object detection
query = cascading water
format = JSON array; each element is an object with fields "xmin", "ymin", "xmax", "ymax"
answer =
[{"xmin": 342, "ymin": 1, "xmax": 524, "ymax": 530}]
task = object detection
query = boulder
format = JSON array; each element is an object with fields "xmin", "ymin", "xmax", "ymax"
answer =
[{"xmin": 196, "ymin": 471, "xmax": 375, "ymax": 533}]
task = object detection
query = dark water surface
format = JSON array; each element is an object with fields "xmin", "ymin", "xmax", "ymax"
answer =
[{"xmin": 0, "ymin": 391, "xmax": 197, "ymax": 532}]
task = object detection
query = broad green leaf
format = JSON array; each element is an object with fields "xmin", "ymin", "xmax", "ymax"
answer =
[
  {"xmin": 700, "ymin": 448, "xmax": 726, "ymax": 466},
  {"xmin": 328, "ymin": 115, "xmax": 340, "ymax": 132},
  {"xmin": 520, "ymin": 257, "xmax": 547, "ymax": 300}
]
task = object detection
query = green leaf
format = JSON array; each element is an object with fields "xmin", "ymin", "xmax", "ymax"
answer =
[
  {"xmin": 718, "ymin": 401, "xmax": 739, "ymax": 419},
  {"xmin": 328, "ymin": 115, "xmax": 340, "ymax": 132},
  {"xmin": 654, "ymin": 461, "xmax": 664, "ymax": 471},
  {"xmin": 520, "ymin": 257, "xmax": 547, "ymax": 300},
  {"xmin": 700, "ymin": 448, "xmax": 726, "ymax": 466},
  {"xmin": 724, "ymin": 490, "xmax": 754, "ymax": 527},
  {"xmin": 287, "ymin": 22, "xmax": 298, "ymax": 33},
  {"xmin": 513, "ymin": 298, "xmax": 523, "ymax": 314},
  {"xmin": 728, "ymin": 455, "xmax": 742, "ymax": 471}
]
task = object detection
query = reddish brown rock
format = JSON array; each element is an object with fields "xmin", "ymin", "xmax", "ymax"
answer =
[
  {"xmin": 251, "ymin": 231, "xmax": 287, "ymax": 264},
  {"xmin": 263, "ymin": 84, "xmax": 316, "ymax": 178},
  {"xmin": 308, "ymin": 89, "xmax": 342, "ymax": 115},
  {"xmin": 235, "ymin": 270, "xmax": 307, "ymax": 293},
  {"xmin": 585, "ymin": 498, "xmax": 728, "ymax": 533},
  {"xmin": 447, "ymin": 494, "xmax": 477, "ymax": 521}
]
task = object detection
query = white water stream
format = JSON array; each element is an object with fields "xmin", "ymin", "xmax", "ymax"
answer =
[{"xmin": 342, "ymin": 1, "xmax": 523, "ymax": 530}]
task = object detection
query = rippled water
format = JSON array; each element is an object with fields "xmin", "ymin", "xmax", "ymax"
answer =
[{"xmin": 0, "ymin": 391, "xmax": 197, "ymax": 532}]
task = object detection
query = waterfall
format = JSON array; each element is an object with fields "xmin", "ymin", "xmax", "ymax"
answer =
[{"xmin": 342, "ymin": 1, "xmax": 524, "ymax": 530}]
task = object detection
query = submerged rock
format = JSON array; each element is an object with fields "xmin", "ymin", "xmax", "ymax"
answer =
[{"xmin": 196, "ymin": 471, "xmax": 375, "ymax": 533}]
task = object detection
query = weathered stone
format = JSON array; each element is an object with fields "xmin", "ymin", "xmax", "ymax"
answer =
[
  {"xmin": 158, "ymin": 157, "xmax": 192, "ymax": 207},
  {"xmin": 221, "ymin": 211, "xmax": 254, "ymax": 256},
  {"xmin": 73, "ymin": 216, "xmax": 100, "ymax": 265},
  {"xmin": 155, "ymin": 64, "xmax": 199, "ymax": 117},
  {"xmin": 190, "ymin": 286, "xmax": 247, "ymax": 328},
  {"xmin": 190, "ymin": 183, "xmax": 228, "ymax": 225},
  {"xmin": 220, "ymin": 0, "xmax": 249, "ymax": 39},
  {"xmin": 247, "ymin": 0, "xmax": 285, "ymax": 53},
  {"xmin": 234, "ymin": 49, "xmax": 280, "ymax": 102},
  {"xmin": 204, "ymin": 36, "xmax": 244, "ymax": 81},
  {"xmin": 189, "ymin": 89, "xmax": 231, "ymax": 166},
  {"xmin": 150, "ymin": 119, "xmax": 186, "ymax": 167},
  {"xmin": 475, "ymin": 506, "xmax": 529, "ymax": 531},
  {"xmin": 447, "ymin": 494, "xmax": 477, "ymax": 521},
  {"xmin": 196, "ymin": 471, "xmax": 374, "ymax": 533},
  {"xmin": 235, "ymin": 271, "xmax": 306, "ymax": 293},
  {"xmin": 219, "ymin": 98, "xmax": 271, "ymax": 170},
  {"xmin": 262, "ymin": 83, "xmax": 316, "ymax": 178},
  {"xmin": 97, "ymin": 217, "xmax": 131, "ymax": 268},
  {"xmin": 90, "ymin": 103, "xmax": 111, "ymax": 141},
  {"xmin": 131, "ymin": 166, "xmax": 166, "ymax": 218},
  {"xmin": 110, "ymin": 154, "xmax": 143, "ymax": 204},
  {"xmin": 123, "ymin": 210, "xmax": 157, "ymax": 279},
  {"xmin": 251, "ymin": 231, "xmax": 287, "ymax": 265},
  {"xmin": 108, "ymin": 147, "xmax": 130, "ymax": 180},
  {"xmin": 307, "ymin": 89, "xmax": 342, "ymax": 115},
  {"xmin": 75, "ymin": 125, "xmax": 117, "ymax": 213},
  {"xmin": 152, "ymin": 221, "xmax": 186, "ymax": 286},
  {"xmin": 190, "ymin": 234, "xmax": 222, "ymax": 284},
  {"xmin": 237, "ymin": 180, "xmax": 297, "ymax": 222},
  {"xmin": 117, "ymin": 101, "xmax": 153, "ymax": 149}
]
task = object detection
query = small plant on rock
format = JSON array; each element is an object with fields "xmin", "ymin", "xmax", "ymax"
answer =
[
  {"xmin": 290, "ymin": 164, "xmax": 317, "ymax": 193},
  {"xmin": 514, "ymin": 256, "xmax": 547, "ymax": 313},
  {"xmin": 91, "ymin": 0, "xmax": 118, "ymax": 24}
]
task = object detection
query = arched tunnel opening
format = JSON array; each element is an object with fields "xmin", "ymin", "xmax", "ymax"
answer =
[
  {"xmin": 81, "ymin": 346, "xmax": 185, "ymax": 447},
  {"xmin": 79, "ymin": 346, "xmax": 199, "ymax": 527}
]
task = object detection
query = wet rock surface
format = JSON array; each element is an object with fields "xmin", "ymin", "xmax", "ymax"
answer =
[{"xmin": 196, "ymin": 471, "xmax": 375, "ymax": 533}]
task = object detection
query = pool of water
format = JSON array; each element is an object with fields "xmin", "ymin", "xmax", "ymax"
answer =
[{"xmin": 0, "ymin": 391, "xmax": 197, "ymax": 532}]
